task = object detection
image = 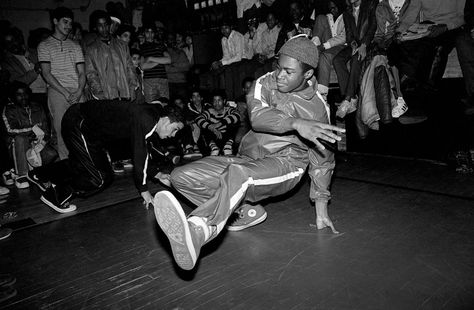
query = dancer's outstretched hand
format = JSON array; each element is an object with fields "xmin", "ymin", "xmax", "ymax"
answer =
[{"xmin": 292, "ymin": 119, "xmax": 345, "ymax": 151}]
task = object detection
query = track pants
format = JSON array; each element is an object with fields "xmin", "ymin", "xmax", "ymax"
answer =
[
  {"xmin": 170, "ymin": 155, "xmax": 307, "ymax": 238},
  {"xmin": 61, "ymin": 105, "xmax": 113, "ymax": 196}
]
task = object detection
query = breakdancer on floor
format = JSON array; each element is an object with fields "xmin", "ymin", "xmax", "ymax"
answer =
[{"xmin": 153, "ymin": 35, "xmax": 345, "ymax": 270}]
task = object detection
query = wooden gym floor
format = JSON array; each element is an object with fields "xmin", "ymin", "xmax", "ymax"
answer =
[{"xmin": 1, "ymin": 153, "xmax": 473, "ymax": 309}]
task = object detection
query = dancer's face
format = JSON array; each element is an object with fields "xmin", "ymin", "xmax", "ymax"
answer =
[
  {"xmin": 156, "ymin": 117, "xmax": 184, "ymax": 139},
  {"xmin": 276, "ymin": 54, "xmax": 312, "ymax": 93}
]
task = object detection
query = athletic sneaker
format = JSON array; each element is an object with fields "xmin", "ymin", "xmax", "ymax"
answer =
[
  {"xmin": 0, "ymin": 227, "xmax": 12, "ymax": 241},
  {"xmin": 153, "ymin": 191, "xmax": 206, "ymax": 270},
  {"xmin": 2, "ymin": 170, "xmax": 14, "ymax": 186},
  {"xmin": 183, "ymin": 145, "xmax": 203, "ymax": 160},
  {"xmin": 40, "ymin": 185, "xmax": 76, "ymax": 213},
  {"xmin": 112, "ymin": 161, "xmax": 125, "ymax": 173},
  {"xmin": 27, "ymin": 170, "xmax": 47, "ymax": 192},
  {"xmin": 335, "ymin": 98, "xmax": 357, "ymax": 118},
  {"xmin": 209, "ymin": 142, "xmax": 220, "ymax": 156},
  {"xmin": 392, "ymin": 97, "xmax": 408, "ymax": 118},
  {"xmin": 122, "ymin": 159, "xmax": 133, "ymax": 169},
  {"xmin": 226, "ymin": 204, "xmax": 267, "ymax": 231},
  {"xmin": 0, "ymin": 186, "xmax": 9, "ymax": 196},
  {"xmin": 0, "ymin": 274, "xmax": 16, "ymax": 287},
  {"xmin": 14, "ymin": 176, "xmax": 29, "ymax": 189}
]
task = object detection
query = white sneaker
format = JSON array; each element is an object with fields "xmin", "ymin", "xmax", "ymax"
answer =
[
  {"xmin": 336, "ymin": 99, "xmax": 357, "ymax": 118},
  {"xmin": 392, "ymin": 97, "xmax": 409, "ymax": 118},
  {"xmin": 2, "ymin": 170, "xmax": 14, "ymax": 186},
  {"xmin": 0, "ymin": 186, "xmax": 9, "ymax": 196}
]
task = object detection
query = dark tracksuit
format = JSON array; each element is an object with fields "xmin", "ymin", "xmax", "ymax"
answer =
[
  {"xmin": 34, "ymin": 100, "xmax": 166, "ymax": 196},
  {"xmin": 171, "ymin": 71, "xmax": 335, "ymax": 241}
]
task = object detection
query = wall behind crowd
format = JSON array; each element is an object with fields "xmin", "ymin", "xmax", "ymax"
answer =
[{"xmin": 0, "ymin": 0, "xmax": 125, "ymax": 37}]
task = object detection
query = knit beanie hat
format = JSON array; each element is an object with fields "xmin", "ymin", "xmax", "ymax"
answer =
[{"xmin": 278, "ymin": 34, "xmax": 319, "ymax": 68}]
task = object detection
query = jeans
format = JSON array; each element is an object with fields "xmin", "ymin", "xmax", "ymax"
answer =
[
  {"xmin": 317, "ymin": 45, "xmax": 345, "ymax": 87},
  {"xmin": 333, "ymin": 46, "xmax": 362, "ymax": 99},
  {"xmin": 143, "ymin": 78, "xmax": 169, "ymax": 102}
]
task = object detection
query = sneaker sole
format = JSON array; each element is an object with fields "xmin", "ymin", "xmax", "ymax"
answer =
[
  {"xmin": 153, "ymin": 191, "xmax": 197, "ymax": 270},
  {"xmin": 27, "ymin": 174, "xmax": 47, "ymax": 192},
  {"xmin": 227, "ymin": 211, "xmax": 268, "ymax": 232},
  {"xmin": 183, "ymin": 154, "xmax": 203, "ymax": 160},
  {"xmin": 40, "ymin": 196, "xmax": 77, "ymax": 213}
]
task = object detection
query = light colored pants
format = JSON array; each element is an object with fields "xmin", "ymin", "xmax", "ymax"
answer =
[
  {"xmin": 143, "ymin": 78, "xmax": 169, "ymax": 102},
  {"xmin": 47, "ymin": 87, "xmax": 82, "ymax": 160},
  {"xmin": 171, "ymin": 155, "xmax": 307, "ymax": 240}
]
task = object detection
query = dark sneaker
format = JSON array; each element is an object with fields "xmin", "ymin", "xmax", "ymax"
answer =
[
  {"xmin": 153, "ymin": 191, "xmax": 205, "ymax": 270},
  {"xmin": 27, "ymin": 170, "xmax": 47, "ymax": 192},
  {"xmin": 122, "ymin": 159, "xmax": 133, "ymax": 169},
  {"xmin": 0, "ymin": 274, "xmax": 16, "ymax": 287},
  {"xmin": 112, "ymin": 161, "xmax": 125, "ymax": 173},
  {"xmin": 40, "ymin": 185, "xmax": 76, "ymax": 213},
  {"xmin": 227, "ymin": 204, "xmax": 267, "ymax": 231},
  {"xmin": 183, "ymin": 145, "xmax": 203, "ymax": 160},
  {"xmin": 14, "ymin": 176, "xmax": 29, "ymax": 189},
  {"xmin": 0, "ymin": 228, "xmax": 12, "ymax": 241},
  {"xmin": 2, "ymin": 170, "xmax": 14, "ymax": 186},
  {"xmin": 0, "ymin": 286, "xmax": 17, "ymax": 304}
]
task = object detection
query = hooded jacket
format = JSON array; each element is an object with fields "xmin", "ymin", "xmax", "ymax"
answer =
[{"xmin": 240, "ymin": 71, "xmax": 335, "ymax": 202}]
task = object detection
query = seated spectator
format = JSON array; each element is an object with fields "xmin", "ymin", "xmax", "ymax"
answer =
[
  {"xmin": 165, "ymin": 32, "xmax": 191, "ymax": 100},
  {"xmin": 211, "ymin": 21, "xmax": 247, "ymax": 70},
  {"xmin": 140, "ymin": 24, "xmax": 171, "ymax": 102},
  {"xmin": 312, "ymin": 0, "xmax": 346, "ymax": 100},
  {"xmin": 275, "ymin": 0, "xmax": 314, "ymax": 53},
  {"xmin": 234, "ymin": 77, "xmax": 254, "ymax": 148},
  {"xmin": 253, "ymin": 12, "xmax": 281, "ymax": 64},
  {"xmin": 333, "ymin": 0, "xmax": 377, "ymax": 118},
  {"xmin": 2, "ymin": 82, "xmax": 57, "ymax": 189},
  {"xmin": 196, "ymin": 89, "xmax": 240, "ymax": 156},
  {"xmin": 171, "ymin": 96, "xmax": 202, "ymax": 160},
  {"xmin": 243, "ymin": 17, "xmax": 259, "ymax": 60}
]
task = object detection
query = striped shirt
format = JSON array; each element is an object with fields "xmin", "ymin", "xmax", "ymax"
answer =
[
  {"xmin": 196, "ymin": 106, "xmax": 240, "ymax": 133},
  {"xmin": 140, "ymin": 42, "xmax": 168, "ymax": 80},
  {"xmin": 37, "ymin": 36, "xmax": 84, "ymax": 89}
]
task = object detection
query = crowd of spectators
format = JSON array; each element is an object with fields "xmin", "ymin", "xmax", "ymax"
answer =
[{"xmin": 0, "ymin": 0, "xmax": 473, "ymax": 208}]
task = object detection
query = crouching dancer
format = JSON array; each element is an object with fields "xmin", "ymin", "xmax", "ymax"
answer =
[
  {"xmin": 27, "ymin": 100, "xmax": 184, "ymax": 212},
  {"xmin": 153, "ymin": 36, "xmax": 345, "ymax": 270}
]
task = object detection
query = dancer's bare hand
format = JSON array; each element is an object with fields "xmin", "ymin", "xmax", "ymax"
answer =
[
  {"xmin": 292, "ymin": 119, "xmax": 345, "ymax": 151},
  {"xmin": 141, "ymin": 191, "xmax": 153, "ymax": 209}
]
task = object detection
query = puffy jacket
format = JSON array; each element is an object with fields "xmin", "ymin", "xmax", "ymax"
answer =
[
  {"xmin": 240, "ymin": 71, "xmax": 335, "ymax": 202},
  {"xmin": 85, "ymin": 37, "xmax": 138, "ymax": 100}
]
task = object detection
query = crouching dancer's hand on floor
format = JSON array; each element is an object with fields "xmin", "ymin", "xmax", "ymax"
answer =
[
  {"xmin": 141, "ymin": 191, "xmax": 154, "ymax": 209},
  {"xmin": 311, "ymin": 200, "xmax": 339, "ymax": 234}
]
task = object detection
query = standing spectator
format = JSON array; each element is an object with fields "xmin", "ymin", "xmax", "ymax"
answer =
[
  {"xmin": 333, "ymin": 0, "xmax": 377, "ymax": 118},
  {"xmin": 461, "ymin": 0, "xmax": 474, "ymax": 115},
  {"xmin": 38, "ymin": 7, "xmax": 86, "ymax": 159},
  {"xmin": 165, "ymin": 32, "xmax": 191, "ymax": 100},
  {"xmin": 130, "ymin": 48, "xmax": 145, "ymax": 104},
  {"xmin": 85, "ymin": 10, "xmax": 139, "ymax": 173},
  {"xmin": 1, "ymin": 28, "xmax": 47, "ymax": 108},
  {"xmin": 140, "ymin": 24, "xmax": 171, "ymax": 102},
  {"xmin": 196, "ymin": 89, "xmax": 240, "ymax": 156},
  {"xmin": 243, "ymin": 17, "xmax": 259, "ymax": 60},
  {"xmin": 2, "ymin": 82, "xmax": 57, "ymax": 189},
  {"xmin": 181, "ymin": 34, "xmax": 194, "ymax": 65},
  {"xmin": 116, "ymin": 24, "xmax": 135, "ymax": 46},
  {"xmin": 312, "ymin": 0, "xmax": 346, "ymax": 100},
  {"xmin": 211, "ymin": 21, "xmax": 247, "ymax": 70},
  {"xmin": 85, "ymin": 10, "xmax": 137, "ymax": 101}
]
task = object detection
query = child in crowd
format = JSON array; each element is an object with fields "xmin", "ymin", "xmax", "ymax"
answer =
[{"xmin": 196, "ymin": 89, "xmax": 240, "ymax": 156}]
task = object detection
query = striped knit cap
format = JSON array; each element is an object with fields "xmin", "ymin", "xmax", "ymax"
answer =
[{"xmin": 278, "ymin": 34, "xmax": 319, "ymax": 68}]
